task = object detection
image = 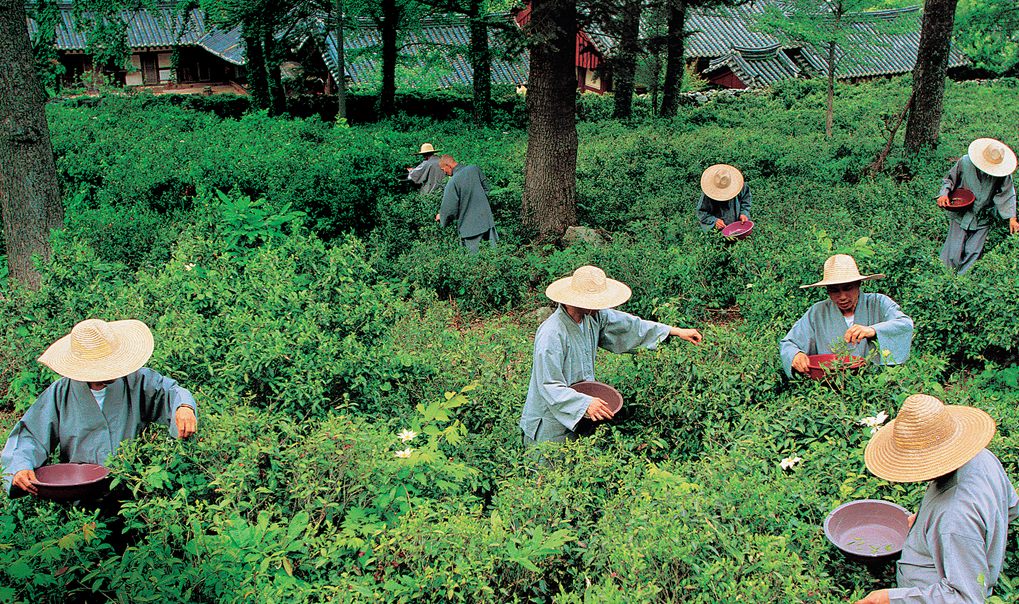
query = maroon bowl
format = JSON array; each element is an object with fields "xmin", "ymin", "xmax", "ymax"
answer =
[
  {"xmin": 31, "ymin": 463, "xmax": 111, "ymax": 501},
  {"xmin": 945, "ymin": 188, "xmax": 975, "ymax": 212},
  {"xmin": 824, "ymin": 499, "xmax": 911, "ymax": 561},
  {"xmin": 571, "ymin": 381, "xmax": 624, "ymax": 435},
  {"xmin": 721, "ymin": 220, "xmax": 754, "ymax": 241},
  {"xmin": 806, "ymin": 354, "xmax": 866, "ymax": 381}
]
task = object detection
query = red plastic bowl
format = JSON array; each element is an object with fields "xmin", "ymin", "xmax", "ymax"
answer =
[
  {"xmin": 824, "ymin": 499, "xmax": 911, "ymax": 561},
  {"xmin": 721, "ymin": 220, "xmax": 754, "ymax": 241},
  {"xmin": 31, "ymin": 463, "xmax": 110, "ymax": 501},
  {"xmin": 806, "ymin": 354, "xmax": 866, "ymax": 381},
  {"xmin": 945, "ymin": 188, "xmax": 974, "ymax": 212},
  {"xmin": 571, "ymin": 381, "xmax": 624, "ymax": 435}
]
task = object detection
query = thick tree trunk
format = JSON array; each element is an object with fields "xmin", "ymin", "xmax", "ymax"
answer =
[
  {"xmin": 0, "ymin": 0, "xmax": 64, "ymax": 290},
  {"xmin": 469, "ymin": 5, "xmax": 492, "ymax": 125},
  {"xmin": 611, "ymin": 0, "xmax": 641, "ymax": 119},
  {"xmin": 243, "ymin": 25, "xmax": 270, "ymax": 111},
  {"xmin": 264, "ymin": 33, "xmax": 287, "ymax": 117},
  {"xmin": 904, "ymin": 0, "xmax": 958, "ymax": 153},
  {"xmin": 825, "ymin": 40, "xmax": 836, "ymax": 136},
  {"xmin": 659, "ymin": 0, "xmax": 686, "ymax": 117},
  {"xmin": 378, "ymin": 0, "xmax": 399, "ymax": 117},
  {"xmin": 521, "ymin": 0, "xmax": 577, "ymax": 241},
  {"xmin": 334, "ymin": 0, "xmax": 347, "ymax": 121}
]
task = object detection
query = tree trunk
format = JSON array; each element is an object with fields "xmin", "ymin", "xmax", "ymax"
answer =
[
  {"xmin": 611, "ymin": 0, "xmax": 641, "ymax": 119},
  {"xmin": 825, "ymin": 40, "xmax": 835, "ymax": 137},
  {"xmin": 659, "ymin": 0, "xmax": 686, "ymax": 117},
  {"xmin": 378, "ymin": 0, "xmax": 399, "ymax": 117},
  {"xmin": 904, "ymin": 0, "xmax": 958, "ymax": 153},
  {"xmin": 0, "ymin": 0, "xmax": 64, "ymax": 290},
  {"xmin": 334, "ymin": 0, "xmax": 347, "ymax": 121},
  {"xmin": 264, "ymin": 32, "xmax": 287, "ymax": 117},
  {"xmin": 469, "ymin": 5, "xmax": 492, "ymax": 125},
  {"xmin": 243, "ymin": 25, "xmax": 270, "ymax": 111},
  {"xmin": 521, "ymin": 0, "xmax": 578, "ymax": 241}
]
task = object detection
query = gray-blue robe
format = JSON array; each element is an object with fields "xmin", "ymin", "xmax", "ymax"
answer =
[
  {"xmin": 1, "ymin": 368, "xmax": 196, "ymax": 493},
  {"xmin": 520, "ymin": 306, "xmax": 671, "ymax": 443},
  {"xmin": 438, "ymin": 164, "xmax": 496, "ymax": 240},
  {"xmin": 890, "ymin": 450, "xmax": 1018, "ymax": 604},
  {"xmin": 696, "ymin": 184, "xmax": 752, "ymax": 233},
  {"xmin": 938, "ymin": 155, "xmax": 1017, "ymax": 273},
  {"xmin": 779, "ymin": 293, "xmax": 914, "ymax": 379},
  {"xmin": 408, "ymin": 155, "xmax": 445, "ymax": 195}
]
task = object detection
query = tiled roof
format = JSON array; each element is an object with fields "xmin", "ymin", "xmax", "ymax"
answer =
[
  {"xmin": 703, "ymin": 44, "xmax": 808, "ymax": 89},
  {"xmin": 685, "ymin": 2, "xmax": 967, "ymax": 80},
  {"xmin": 322, "ymin": 15, "xmax": 529, "ymax": 88},
  {"xmin": 26, "ymin": 5, "xmax": 244, "ymax": 65}
]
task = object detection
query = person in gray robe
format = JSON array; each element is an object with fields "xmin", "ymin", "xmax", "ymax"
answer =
[
  {"xmin": 853, "ymin": 394, "xmax": 1018, "ymax": 604},
  {"xmin": 520, "ymin": 266, "xmax": 702, "ymax": 446},
  {"xmin": 697, "ymin": 164, "xmax": 752, "ymax": 233},
  {"xmin": 936, "ymin": 138, "xmax": 1018, "ymax": 274},
  {"xmin": 780, "ymin": 254, "xmax": 913, "ymax": 379},
  {"xmin": 407, "ymin": 143, "xmax": 446, "ymax": 195},
  {"xmin": 435, "ymin": 154, "xmax": 497, "ymax": 255},
  {"xmin": 2, "ymin": 319, "xmax": 197, "ymax": 496}
]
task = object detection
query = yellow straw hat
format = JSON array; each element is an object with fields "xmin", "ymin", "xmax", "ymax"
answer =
[
  {"xmin": 414, "ymin": 143, "xmax": 440, "ymax": 155},
  {"xmin": 800, "ymin": 254, "xmax": 886, "ymax": 289},
  {"xmin": 38, "ymin": 319, "xmax": 154, "ymax": 382},
  {"xmin": 700, "ymin": 164, "xmax": 744, "ymax": 200},
  {"xmin": 545, "ymin": 266, "xmax": 632, "ymax": 310},
  {"xmin": 968, "ymin": 138, "xmax": 1017, "ymax": 177},
  {"xmin": 864, "ymin": 394, "xmax": 995, "ymax": 483}
]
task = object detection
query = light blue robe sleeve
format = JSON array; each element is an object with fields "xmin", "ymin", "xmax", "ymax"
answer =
[
  {"xmin": 780, "ymin": 311, "xmax": 818, "ymax": 378},
  {"xmin": 736, "ymin": 184, "xmax": 752, "ymax": 220},
  {"xmin": 867, "ymin": 294, "xmax": 914, "ymax": 367},
  {"xmin": 1, "ymin": 368, "xmax": 196, "ymax": 493},
  {"xmin": 531, "ymin": 334, "xmax": 594, "ymax": 433},
  {"xmin": 597, "ymin": 308, "xmax": 672, "ymax": 353},
  {"xmin": 779, "ymin": 295, "xmax": 913, "ymax": 379}
]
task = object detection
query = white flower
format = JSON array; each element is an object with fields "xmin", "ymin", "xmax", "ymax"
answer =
[
  {"xmin": 780, "ymin": 456, "xmax": 802, "ymax": 470},
  {"xmin": 395, "ymin": 448, "xmax": 413, "ymax": 459},
  {"xmin": 184, "ymin": 263, "xmax": 196, "ymax": 271},
  {"xmin": 858, "ymin": 411, "xmax": 889, "ymax": 428},
  {"xmin": 398, "ymin": 429, "xmax": 417, "ymax": 443},
  {"xmin": 745, "ymin": 283, "xmax": 754, "ymax": 289}
]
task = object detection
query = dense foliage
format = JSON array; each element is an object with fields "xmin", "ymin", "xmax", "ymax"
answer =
[{"xmin": 3, "ymin": 76, "xmax": 1019, "ymax": 603}]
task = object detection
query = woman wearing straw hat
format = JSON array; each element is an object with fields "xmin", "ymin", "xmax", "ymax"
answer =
[
  {"xmin": 779, "ymin": 254, "xmax": 913, "ymax": 378},
  {"xmin": 696, "ymin": 164, "xmax": 752, "ymax": 233},
  {"xmin": 407, "ymin": 142, "xmax": 446, "ymax": 195},
  {"xmin": 2, "ymin": 319, "xmax": 197, "ymax": 496},
  {"xmin": 519, "ymin": 266, "xmax": 702, "ymax": 446},
  {"xmin": 936, "ymin": 138, "xmax": 1018, "ymax": 274},
  {"xmin": 852, "ymin": 394, "xmax": 1018, "ymax": 604}
]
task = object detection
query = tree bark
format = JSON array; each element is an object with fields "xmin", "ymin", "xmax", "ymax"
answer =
[
  {"xmin": 378, "ymin": 0, "xmax": 400, "ymax": 117},
  {"xmin": 611, "ymin": 0, "xmax": 641, "ymax": 119},
  {"xmin": 264, "ymin": 32, "xmax": 287, "ymax": 117},
  {"xmin": 904, "ymin": 0, "xmax": 959, "ymax": 153},
  {"xmin": 334, "ymin": 0, "xmax": 347, "ymax": 121},
  {"xmin": 659, "ymin": 0, "xmax": 686, "ymax": 117},
  {"xmin": 0, "ymin": 0, "xmax": 64, "ymax": 290},
  {"xmin": 521, "ymin": 0, "xmax": 578, "ymax": 241},
  {"xmin": 469, "ymin": 5, "xmax": 492, "ymax": 125},
  {"xmin": 825, "ymin": 39, "xmax": 836, "ymax": 137},
  {"xmin": 243, "ymin": 24, "xmax": 270, "ymax": 111}
]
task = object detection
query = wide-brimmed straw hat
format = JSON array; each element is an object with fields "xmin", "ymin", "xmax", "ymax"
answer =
[
  {"xmin": 414, "ymin": 143, "xmax": 440, "ymax": 155},
  {"xmin": 545, "ymin": 266, "xmax": 632, "ymax": 310},
  {"xmin": 968, "ymin": 138, "xmax": 1017, "ymax": 177},
  {"xmin": 38, "ymin": 319, "xmax": 154, "ymax": 382},
  {"xmin": 800, "ymin": 254, "xmax": 886, "ymax": 289},
  {"xmin": 864, "ymin": 394, "xmax": 995, "ymax": 483},
  {"xmin": 700, "ymin": 164, "xmax": 744, "ymax": 200}
]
